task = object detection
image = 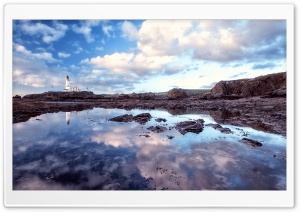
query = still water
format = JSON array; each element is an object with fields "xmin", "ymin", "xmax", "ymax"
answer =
[{"xmin": 13, "ymin": 108, "xmax": 286, "ymax": 190}]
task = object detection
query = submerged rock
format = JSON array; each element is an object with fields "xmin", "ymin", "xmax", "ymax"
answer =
[
  {"xmin": 175, "ymin": 119, "xmax": 204, "ymax": 135},
  {"xmin": 147, "ymin": 126, "xmax": 168, "ymax": 133},
  {"xmin": 239, "ymin": 138, "xmax": 263, "ymax": 147}
]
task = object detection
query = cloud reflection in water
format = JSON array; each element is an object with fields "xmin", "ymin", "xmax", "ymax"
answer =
[{"xmin": 13, "ymin": 108, "xmax": 286, "ymax": 190}]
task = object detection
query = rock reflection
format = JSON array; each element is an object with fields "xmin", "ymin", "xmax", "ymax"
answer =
[{"xmin": 209, "ymin": 109, "xmax": 241, "ymax": 124}]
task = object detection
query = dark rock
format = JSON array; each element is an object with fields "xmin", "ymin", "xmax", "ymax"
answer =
[
  {"xmin": 175, "ymin": 119, "xmax": 204, "ymax": 135},
  {"xmin": 147, "ymin": 126, "xmax": 168, "ymax": 133},
  {"xmin": 239, "ymin": 138, "xmax": 263, "ymax": 147},
  {"xmin": 206, "ymin": 123, "xmax": 232, "ymax": 134},
  {"xmin": 133, "ymin": 113, "xmax": 152, "ymax": 124},
  {"xmin": 109, "ymin": 114, "xmax": 133, "ymax": 122},
  {"xmin": 218, "ymin": 127, "xmax": 232, "ymax": 134},
  {"xmin": 167, "ymin": 88, "xmax": 188, "ymax": 99},
  {"xmin": 140, "ymin": 92, "xmax": 155, "ymax": 100},
  {"xmin": 210, "ymin": 72, "xmax": 286, "ymax": 98},
  {"xmin": 206, "ymin": 123, "xmax": 223, "ymax": 129},
  {"xmin": 167, "ymin": 135, "xmax": 174, "ymax": 139},
  {"xmin": 155, "ymin": 118, "xmax": 167, "ymax": 122}
]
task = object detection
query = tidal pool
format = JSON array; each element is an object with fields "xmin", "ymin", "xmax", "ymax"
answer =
[{"xmin": 13, "ymin": 107, "xmax": 286, "ymax": 190}]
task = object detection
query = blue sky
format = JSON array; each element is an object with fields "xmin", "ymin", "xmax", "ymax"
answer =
[{"xmin": 13, "ymin": 20, "xmax": 286, "ymax": 96}]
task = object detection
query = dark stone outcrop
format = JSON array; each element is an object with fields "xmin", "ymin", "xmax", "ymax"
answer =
[
  {"xmin": 167, "ymin": 88, "xmax": 188, "ymax": 99},
  {"xmin": 209, "ymin": 72, "xmax": 286, "ymax": 98},
  {"xmin": 175, "ymin": 119, "xmax": 204, "ymax": 135},
  {"xmin": 239, "ymin": 138, "xmax": 263, "ymax": 147}
]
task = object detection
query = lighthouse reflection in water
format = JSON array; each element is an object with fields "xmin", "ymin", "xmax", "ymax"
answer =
[{"xmin": 66, "ymin": 112, "xmax": 71, "ymax": 125}]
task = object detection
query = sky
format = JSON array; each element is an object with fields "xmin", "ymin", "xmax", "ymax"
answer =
[{"xmin": 13, "ymin": 20, "xmax": 286, "ymax": 96}]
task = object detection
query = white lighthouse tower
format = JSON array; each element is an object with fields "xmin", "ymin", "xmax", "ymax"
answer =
[{"xmin": 65, "ymin": 76, "xmax": 70, "ymax": 91}]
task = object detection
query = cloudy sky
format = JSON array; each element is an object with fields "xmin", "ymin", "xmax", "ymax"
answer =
[{"xmin": 13, "ymin": 20, "xmax": 286, "ymax": 96}]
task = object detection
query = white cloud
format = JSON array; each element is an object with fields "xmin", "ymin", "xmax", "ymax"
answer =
[
  {"xmin": 14, "ymin": 44, "xmax": 60, "ymax": 63},
  {"xmin": 14, "ymin": 44, "xmax": 31, "ymax": 55},
  {"xmin": 72, "ymin": 24, "xmax": 94, "ymax": 43},
  {"xmin": 72, "ymin": 20, "xmax": 102, "ymax": 43},
  {"xmin": 120, "ymin": 21, "xmax": 139, "ymax": 41},
  {"xmin": 20, "ymin": 21, "xmax": 68, "ymax": 43},
  {"xmin": 89, "ymin": 52, "xmax": 175, "ymax": 75},
  {"xmin": 13, "ymin": 53, "xmax": 68, "ymax": 88},
  {"xmin": 136, "ymin": 20, "xmax": 286, "ymax": 62},
  {"xmin": 137, "ymin": 20, "xmax": 192, "ymax": 57},
  {"xmin": 80, "ymin": 58, "xmax": 90, "ymax": 64},
  {"xmin": 58, "ymin": 51, "xmax": 71, "ymax": 58},
  {"xmin": 95, "ymin": 47, "xmax": 104, "ymax": 51},
  {"xmin": 102, "ymin": 24, "xmax": 113, "ymax": 37}
]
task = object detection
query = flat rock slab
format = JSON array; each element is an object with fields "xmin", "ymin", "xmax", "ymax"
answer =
[
  {"xmin": 175, "ymin": 119, "xmax": 204, "ymax": 135},
  {"xmin": 239, "ymin": 138, "xmax": 263, "ymax": 147},
  {"xmin": 147, "ymin": 126, "xmax": 168, "ymax": 133}
]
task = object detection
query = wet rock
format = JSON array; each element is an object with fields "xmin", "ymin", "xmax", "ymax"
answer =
[
  {"xmin": 167, "ymin": 88, "xmax": 188, "ymax": 99},
  {"xmin": 206, "ymin": 123, "xmax": 232, "ymax": 134},
  {"xmin": 147, "ymin": 126, "xmax": 168, "ymax": 133},
  {"xmin": 175, "ymin": 119, "xmax": 204, "ymax": 135},
  {"xmin": 133, "ymin": 113, "xmax": 152, "ymax": 124},
  {"xmin": 206, "ymin": 123, "xmax": 223, "ymax": 129},
  {"xmin": 109, "ymin": 114, "xmax": 133, "ymax": 122},
  {"xmin": 218, "ymin": 127, "xmax": 232, "ymax": 134},
  {"xmin": 155, "ymin": 118, "xmax": 167, "ymax": 122},
  {"xmin": 239, "ymin": 138, "xmax": 263, "ymax": 147}
]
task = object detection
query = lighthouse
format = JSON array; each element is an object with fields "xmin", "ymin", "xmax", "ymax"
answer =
[
  {"xmin": 63, "ymin": 75, "xmax": 80, "ymax": 92},
  {"xmin": 65, "ymin": 76, "xmax": 70, "ymax": 91}
]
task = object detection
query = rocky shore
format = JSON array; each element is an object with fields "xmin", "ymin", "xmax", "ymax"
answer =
[{"xmin": 13, "ymin": 72, "xmax": 287, "ymax": 136}]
